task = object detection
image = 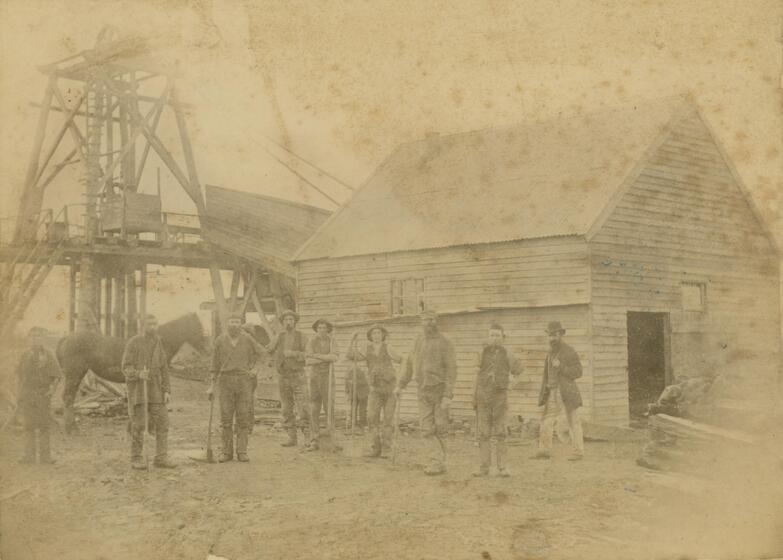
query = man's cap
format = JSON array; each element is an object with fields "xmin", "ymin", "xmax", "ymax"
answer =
[
  {"xmin": 279, "ymin": 309, "xmax": 300, "ymax": 323},
  {"xmin": 312, "ymin": 318, "xmax": 334, "ymax": 333},
  {"xmin": 545, "ymin": 321, "xmax": 566, "ymax": 335},
  {"xmin": 366, "ymin": 323, "xmax": 389, "ymax": 341}
]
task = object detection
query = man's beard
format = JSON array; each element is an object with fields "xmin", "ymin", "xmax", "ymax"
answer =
[
  {"xmin": 227, "ymin": 326, "xmax": 240, "ymax": 336},
  {"xmin": 549, "ymin": 339, "xmax": 560, "ymax": 349}
]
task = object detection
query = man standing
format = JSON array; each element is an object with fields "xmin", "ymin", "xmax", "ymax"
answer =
[
  {"xmin": 395, "ymin": 311, "xmax": 457, "ymax": 475},
  {"xmin": 533, "ymin": 321, "xmax": 584, "ymax": 461},
  {"xmin": 346, "ymin": 324, "xmax": 402, "ymax": 458},
  {"xmin": 266, "ymin": 310, "xmax": 309, "ymax": 447},
  {"xmin": 122, "ymin": 314, "xmax": 176, "ymax": 469},
  {"xmin": 207, "ymin": 313, "xmax": 265, "ymax": 462},
  {"xmin": 16, "ymin": 327, "xmax": 60, "ymax": 465},
  {"xmin": 305, "ymin": 319, "xmax": 339, "ymax": 451},
  {"xmin": 472, "ymin": 323, "xmax": 523, "ymax": 477}
]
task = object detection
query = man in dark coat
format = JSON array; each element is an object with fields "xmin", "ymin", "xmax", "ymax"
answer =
[
  {"xmin": 122, "ymin": 314, "xmax": 176, "ymax": 469},
  {"xmin": 396, "ymin": 310, "xmax": 457, "ymax": 475},
  {"xmin": 266, "ymin": 310, "xmax": 309, "ymax": 447},
  {"xmin": 533, "ymin": 321, "xmax": 584, "ymax": 461},
  {"xmin": 16, "ymin": 327, "xmax": 61, "ymax": 464}
]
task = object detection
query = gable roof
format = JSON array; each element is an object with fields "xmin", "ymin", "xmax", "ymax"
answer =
[{"xmin": 294, "ymin": 97, "xmax": 696, "ymax": 261}]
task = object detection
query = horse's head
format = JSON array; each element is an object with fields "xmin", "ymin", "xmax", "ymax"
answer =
[{"xmin": 158, "ymin": 313, "xmax": 206, "ymax": 358}]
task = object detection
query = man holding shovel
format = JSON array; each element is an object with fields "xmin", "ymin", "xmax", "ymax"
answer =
[
  {"xmin": 346, "ymin": 324, "xmax": 402, "ymax": 458},
  {"xmin": 305, "ymin": 318, "xmax": 340, "ymax": 451},
  {"xmin": 395, "ymin": 310, "xmax": 457, "ymax": 475},
  {"xmin": 207, "ymin": 313, "xmax": 266, "ymax": 463},
  {"xmin": 122, "ymin": 314, "xmax": 175, "ymax": 470}
]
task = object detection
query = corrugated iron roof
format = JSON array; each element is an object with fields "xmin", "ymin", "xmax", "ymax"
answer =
[{"xmin": 295, "ymin": 97, "xmax": 692, "ymax": 261}]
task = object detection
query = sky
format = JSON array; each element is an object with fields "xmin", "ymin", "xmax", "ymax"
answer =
[{"xmin": 0, "ymin": 0, "xmax": 781, "ymax": 332}]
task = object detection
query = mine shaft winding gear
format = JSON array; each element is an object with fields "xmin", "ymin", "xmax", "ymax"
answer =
[
  {"xmin": 537, "ymin": 341, "xmax": 584, "ymax": 457},
  {"xmin": 210, "ymin": 332, "xmax": 264, "ymax": 459},
  {"xmin": 397, "ymin": 331, "xmax": 457, "ymax": 474},
  {"xmin": 122, "ymin": 334, "xmax": 171, "ymax": 463},
  {"xmin": 267, "ymin": 330, "xmax": 309, "ymax": 445},
  {"xmin": 347, "ymin": 341, "xmax": 401, "ymax": 456},
  {"xmin": 473, "ymin": 345, "xmax": 523, "ymax": 475},
  {"xmin": 17, "ymin": 347, "xmax": 61, "ymax": 463},
  {"xmin": 305, "ymin": 334, "xmax": 340, "ymax": 448}
]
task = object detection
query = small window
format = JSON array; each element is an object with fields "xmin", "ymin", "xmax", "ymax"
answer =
[
  {"xmin": 391, "ymin": 278, "xmax": 425, "ymax": 316},
  {"xmin": 682, "ymin": 282, "xmax": 706, "ymax": 312}
]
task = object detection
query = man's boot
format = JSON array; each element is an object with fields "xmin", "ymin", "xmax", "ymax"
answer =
[
  {"xmin": 473, "ymin": 440, "xmax": 491, "ymax": 477},
  {"xmin": 221, "ymin": 425, "xmax": 234, "ymax": 460},
  {"xmin": 363, "ymin": 432, "xmax": 381, "ymax": 458},
  {"xmin": 496, "ymin": 440, "xmax": 510, "ymax": 477},
  {"xmin": 281, "ymin": 428, "xmax": 297, "ymax": 447},
  {"xmin": 424, "ymin": 437, "xmax": 446, "ymax": 475},
  {"xmin": 39, "ymin": 429, "xmax": 55, "ymax": 465},
  {"xmin": 236, "ymin": 429, "xmax": 250, "ymax": 462},
  {"xmin": 20, "ymin": 429, "xmax": 36, "ymax": 464}
]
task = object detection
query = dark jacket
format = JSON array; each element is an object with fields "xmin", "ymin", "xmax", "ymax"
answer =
[
  {"xmin": 17, "ymin": 347, "xmax": 60, "ymax": 405},
  {"xmin": 267, "ymin": 330, "xmax": 307, "ymax": 376},
  {"xmin": 122, "ymin": 334, "xmax": 170, "ymax": 406},
  {"xmin": 398, "ymin": 330, "xmax": 458, "ymax": 399},
  {"xmin": 538, "ymin": 341, "xmax": 582, "ymax": 410}
]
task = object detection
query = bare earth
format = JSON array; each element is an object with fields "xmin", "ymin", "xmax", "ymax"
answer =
[{"xmin": 1, "ymin": 376, "xmax": 780, "ymax": 560}]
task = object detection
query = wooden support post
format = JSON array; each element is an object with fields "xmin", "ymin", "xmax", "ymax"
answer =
[
  {"xmin": 68, "ymin": 261, "xmax": 77, "ymax": 332},
  {"xmin": 208, "ymin": 263, "xmax": 229, "ymax": 332},
  {"xmin": 228, "ymin": 267, "xmax": 241, "ymax": 313},
  {"xmin": 76, "ymin": 253, "xmax": 100, "ymax": 332},
  {"xmin": 104, "ymin": 271, "xmax": 112, "ymax": 335},
  {"xmin": 114, "ymin": 266, "xmax": 125, "ymax": 338},
  {"xmin": 250, "ymin": 287, "xmax": 275, "ymax": 339},
  {"xmin": 139, "ymin": 263, "xmax": 147, "ymax": 322},
  {"xmin": 126, "ymin": 268, "xmax": 138, "ymax": 336}
]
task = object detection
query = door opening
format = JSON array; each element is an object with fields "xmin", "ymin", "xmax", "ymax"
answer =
[{"xmin": 626, "ymin": 312, "xmax": 671, "ymax": 417}]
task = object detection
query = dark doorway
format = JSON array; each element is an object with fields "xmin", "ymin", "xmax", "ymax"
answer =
[{"xmin": 627, "ymin": 312, "xmax": 671, "ymax": 417}]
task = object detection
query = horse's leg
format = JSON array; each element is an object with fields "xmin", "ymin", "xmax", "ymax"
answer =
[{"xmin": 62, "ymin": 366, "xmax": 87, "ymax": 434}]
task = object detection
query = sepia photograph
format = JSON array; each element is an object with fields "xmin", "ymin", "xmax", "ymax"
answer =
[{"xmin": 0, "ymin": 1, "xmax": 781, "ymax": 559}]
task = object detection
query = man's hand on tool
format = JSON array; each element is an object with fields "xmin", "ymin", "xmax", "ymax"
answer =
[
  {"xmin": 206, "ymin": 384, "xmax": 215, "ymax": 401},
  {"xmin": 139, "ymin": 368, "xmax": 150, "ymax": 381}
]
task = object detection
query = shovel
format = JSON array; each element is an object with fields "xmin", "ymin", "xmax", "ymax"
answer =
[
  {"xmin": 391, "ymin": 393, "xmax": 402, "ymax": 465},
  {"xmin": 142, "ymin": 374, "xmax": 150, "ymax": 471}
]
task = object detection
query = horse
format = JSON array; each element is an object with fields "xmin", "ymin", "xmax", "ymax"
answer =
[{"xmin": 57, "ymin": 313, "xmax": 205, "ymax": 433}]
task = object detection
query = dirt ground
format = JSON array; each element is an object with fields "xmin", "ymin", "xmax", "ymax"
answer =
[{"xmin": 1, "ymin": 376, "xmax": 782, "ymax": 560}]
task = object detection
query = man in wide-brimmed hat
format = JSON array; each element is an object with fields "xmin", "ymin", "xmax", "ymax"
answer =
[
  {"xmin": 395, "ymin": 310, "xmax": 457, "ymax": 475},
  {"xmin": 16, "ymin": 327, "xmax": 60, "ymax": 465},
  {"xmin": 305, "ymin": 318, "xmax": 340, "ymax": 451},
  {"xmin": 266, "ymin": 309, "xmax": 310, "ymax": 447},
  {"xmin": 532, "ymin": 321, "xmax": 584, "ymax": 461},
  {"xmin": 346, "ymin": 323, "xmax": 402, "ymax": 457}
]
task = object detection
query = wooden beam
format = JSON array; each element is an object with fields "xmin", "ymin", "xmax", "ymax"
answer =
[
  {"xmin": 31, "ymin": 94, "xmax": 85, "ymax": 189},
  {"xmin": 104, "ymin": 271, "xmax": 112, "ymax": 335},
  {"xmin": 51, "ymin": 83, "xmax": 89, "ymax": 162},
  {"xmin": 171, "ymin": 87, "xmax": 205, "ymax": 213},
  {"xmin": 136, "ymin": 90, "xmax": 167, "ymax": 183},
  {"xmin": 139, "ymin": 263, "xmax": 147, "ymax": 321},
  {"xmin": 13, "ymin": 79, "xmax": 54, "ymax": 242},
  {"xmin": 126, "ymin": 268, "xmax": 138, "ymax": 336},
  {"xmin": 113, "ymin": 265, "xmax": 125, "ymax": 338},
  {"xmin": 69, "ymin": 262, "xmax": 77, "ymax": 332},
  {"xmin": 38, "ymin": 148, "xmax": 79, "ymax": 192},
  {"xmin": 239, "ymin": 270, "xmax": 256, "ymax": 316},
  {"xmin": 228, "ymin": 267, "xmax": 241, "ymax": 312},
  {"xmin": 249, "ymin": 284, "xmax": 275, "ymax": 338},
  {"xmin": 208, "ymin": 262, "xmax": 229, "ymax": 329}
]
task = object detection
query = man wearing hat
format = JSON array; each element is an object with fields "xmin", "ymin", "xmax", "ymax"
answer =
[
  {"xmin": 346, "ymin": 324, "xmax": 402, "ymax": 458},
  {"xmin": 122, "ymin": 314, "xmax": 176, "ymax": 469},
  {"xmin": 16, "ymin": 327, "xmax": 61, "ymax": 465},
  {"xmin": 305, "ymin": 318, "xmax": 340, "ymax": 451},
  {"xmin": 395, "ymin": 311, "xmax": 457, "ymax": 475},
  {"xmin": 207, "ymin": 313, "xmax": 266, "ymax": 462},
  {"xmin": 266, "ymin": 309, "xmax": 309, "ymax": 447},
  {"xmin": 533, "ymin": 321, "xmax": 584, "ymax": 461}
]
